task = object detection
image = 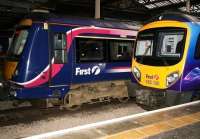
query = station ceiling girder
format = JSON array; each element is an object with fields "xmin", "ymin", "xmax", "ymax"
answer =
[{"xmin": 0, "ymin": 0, "xmax": 199, "ymax": 30}]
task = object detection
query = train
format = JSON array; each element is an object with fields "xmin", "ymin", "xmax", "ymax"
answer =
[
  {"xmin": 2, "ymin": 15, "xmax": 139, "ymax": 109},
  {"xmin": 131, "ymin": 12, "xmax": 200, "ymax": 108}
]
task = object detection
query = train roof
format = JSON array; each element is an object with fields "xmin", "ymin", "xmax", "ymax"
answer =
[
  {"xmin": 27, "ymin": 12, "xmax": 140, "ymax": 31},
  {"xmin": 47, "ymin": 17, "xmax": 140, "ymax": 31},
  {"xmin": 150, "ymin": 12, "xmax": 200, "ymax": 23}
]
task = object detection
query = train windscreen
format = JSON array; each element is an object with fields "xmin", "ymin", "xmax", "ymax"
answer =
[
  {"xmin": 134, "ymin": 28, "xmax": 186, "ymax": 66},
  {"xmin": 7, "ymin": 29, "xmax": 29, "ymax": 58}
]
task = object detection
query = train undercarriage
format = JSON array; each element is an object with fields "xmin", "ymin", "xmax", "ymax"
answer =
[
  {"xmin": 2, "ymin": 80, "xmax": 200, "ymax": 111},
  {"xmin": 29, "ymin": 80, "xmax": 135, "ymax": 110},
  {"xmin": 134, "ymin": 86, "xmax": 200, "ymax": 110}
]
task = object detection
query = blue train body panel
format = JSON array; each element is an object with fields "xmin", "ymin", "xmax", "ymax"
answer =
[
  {"xmin": 8, "ymin": 18, "xmax": 138, "ymax": 99},
  {"xmin": 180, "ymin": 22, "xmax": 200, "ymax": 91}
]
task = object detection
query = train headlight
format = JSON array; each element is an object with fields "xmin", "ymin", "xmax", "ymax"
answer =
[
  {"xmin": 133, "ymin": 67, "xmax": 141, "ymax": 81},
  {"xmin": 166, "ymin": 72, "xmax": 179, "ymax": 87}
]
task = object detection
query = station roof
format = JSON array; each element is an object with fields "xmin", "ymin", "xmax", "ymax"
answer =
[{"xmin": 0, "ymin": 0, "xmax": 199, "ymax": 30}]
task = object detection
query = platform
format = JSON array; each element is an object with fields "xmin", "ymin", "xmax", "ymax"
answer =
[{"xmin": 24, "ymin": 101, "xmax": 200, "ymax": 139}]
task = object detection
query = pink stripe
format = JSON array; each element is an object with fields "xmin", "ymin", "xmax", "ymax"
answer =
[
  {"xmin": 111, "ymin": 67, "xmax": 131, "ymax": 70},
  {"xmin": 19, "ymin": 26, "xmax": 136, "ymax": 88},
  {"xmin": 24, "ymin": 64, "xmax": 64, "ymax": 88},
  {"xmin": 107, "ymin": 67, "xmax": 131, "ymax": 73}
]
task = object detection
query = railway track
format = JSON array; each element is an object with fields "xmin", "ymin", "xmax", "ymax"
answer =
[{"xmin": 0, "ymin": 98, "xmax": 141, "ymax": 127}]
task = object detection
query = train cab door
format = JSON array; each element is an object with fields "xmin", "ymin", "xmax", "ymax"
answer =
[{"xmin": 48, "ymin": 25, "xmax": 72, "ymax": 87}]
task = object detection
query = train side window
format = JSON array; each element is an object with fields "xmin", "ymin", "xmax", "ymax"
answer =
[
  {"xmin": 53, "ymin": 33, "xmax": 67, "ymax": 63},
  {"xmin": 110, "ymin": 40, "xmax": 134, "ymax": 61},
  {"xmin": 76, "ymin": 38, "xmax": 105, "ymax": 63},
  {"xmin": 195, "ymin": 34, "xmax": 200, "ymax": 59}
]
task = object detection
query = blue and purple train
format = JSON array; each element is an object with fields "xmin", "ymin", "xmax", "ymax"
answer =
[
  {"xmin": 131, "ymin": 12, "xmax": 200, "ymax": 108},
  {"xmin": 3, "ymin": 16, "xmax": 138, "ymax": 109}
]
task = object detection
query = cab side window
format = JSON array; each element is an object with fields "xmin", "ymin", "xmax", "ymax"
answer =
[
  {"xmin": 195, "ymin": 34, "xmax": 200, "ymax": 59},
  {"xmin": 53, "ymin": 33, "xmax": 67, "ymax": 63}
]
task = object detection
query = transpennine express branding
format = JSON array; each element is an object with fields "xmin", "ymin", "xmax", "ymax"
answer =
[
  {"xmin": 145, "ymin": 74, "xmax": 159, "ymax": 80},
  {"xmin": 75, "ymin": 66, "xmax": 101, "ymax": 76},
  {"xmin": 145, "ymin": 74, "xmax": 160, "ymax": 85}
]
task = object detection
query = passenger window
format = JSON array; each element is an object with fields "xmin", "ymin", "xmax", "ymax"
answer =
[
  {"xmin": 76, "ymin": 38, "xmax": 105, "ymax": 63},
  {"xmin": 53, "ymin": 33, "xmax": 67, "ymax": 63},
  {"xmin": 110, "ymin": 40, "xmax": 134, "ymax": 61},
  {"xmin": 195, "ymin": 34, "xmax": 200, "ymax": 59}
]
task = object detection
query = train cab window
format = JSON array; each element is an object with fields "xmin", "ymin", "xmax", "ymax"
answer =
[
  {"xmin": 135, "ymin": 29, "xmax": 186, "ymax": 66},
  {"xmin": 110, "ymin": 40, "xmax": 133, "ymax": 61},
  {"xmin": 53, "ymin": 33, "xmax": 67, "ymax": 64},
  {"xmin": 76, "ymin": 38, "xmax": 105, "ymax": 63},
  {"xmin": 135, "ymin": 33, "xmax": 154, "ymax": 57},
  {"xmin": 8, "ymin": 29, "xmax": 29, "ymax": 57},
  {"xmin": 195, "ymin": 34, "xmax": 200, "ymax": 59},
  {"xmin": 158, "ymin": 32, "xmax": 184, "ymax": 58}
]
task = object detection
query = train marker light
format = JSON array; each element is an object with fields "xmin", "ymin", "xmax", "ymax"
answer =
[{"xmin": 44, "ymin": 23, "xmax": 48, "ymax": 30}]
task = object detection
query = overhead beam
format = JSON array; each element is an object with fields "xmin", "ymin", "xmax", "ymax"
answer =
[
  {"xmin": 101, "ymin": 0, "xmax": 118, "ymax": 6},
  {"xmin": 103, "ymin": 7, "xmax": 147, "ymax": 14},
  {"xmin": 137, "ymin": 0, "xmax": 171, "ymax": 5},
  {"xmin": 150, "ymin": 0, "xmax": 200, "ymax": 12},
  {"xmin": 125, "ymin": 0, "xmax": 149, "ymax": 11},
  {"xmin": 0, "ymin": 6, "xmax": 28, "ymax": 14},
  {"xmin": 0, "ymin": 0, "xmax": 31, "ymax": 9}
]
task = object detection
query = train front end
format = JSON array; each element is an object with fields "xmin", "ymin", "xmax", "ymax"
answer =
[
  {"xmin": 2, "ymin": 19, "xmax": 33, "ymax": 98},
  {"xmin": 4, "ymin": 19, "xmax": 32, "ymax": 81},
  {"xmin": 131, "ymin": 15, "xmax": 197, "ymax": 107},
  {"xmin": 2, "ymin": 18, "xmax": 51, "ymax": 100}
]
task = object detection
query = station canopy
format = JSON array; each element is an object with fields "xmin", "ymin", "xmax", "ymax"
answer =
[
  {"xmin": 0, "ymin": 0, "xmax": 199, "ymax": 30},
  {"xmin": 136, "ymin": 0, "xmax": 200, "ymax": 14}
]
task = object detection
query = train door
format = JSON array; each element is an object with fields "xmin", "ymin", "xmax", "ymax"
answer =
[{"xmin": 49, "ymin": 25, "xmax": 72, "ymax": 87}]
